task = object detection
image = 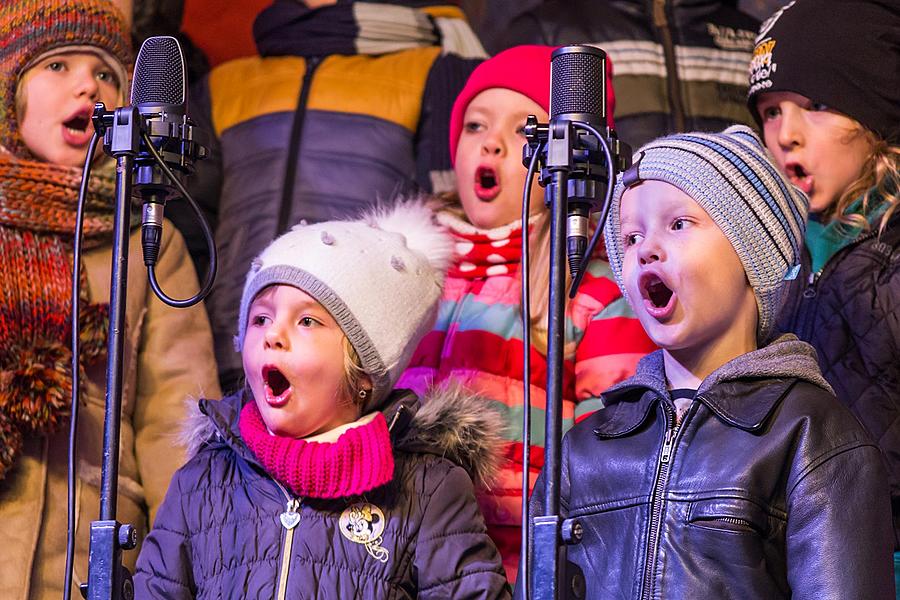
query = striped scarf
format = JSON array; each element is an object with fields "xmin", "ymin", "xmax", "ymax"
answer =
[{"xmin": 0, "ymin": 155, "xmax": 120, "ymax": 480}]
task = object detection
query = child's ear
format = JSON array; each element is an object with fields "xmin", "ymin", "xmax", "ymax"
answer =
[{"xmin": 359, "ymin": 374, "xmax": 373, "ymax": 392}]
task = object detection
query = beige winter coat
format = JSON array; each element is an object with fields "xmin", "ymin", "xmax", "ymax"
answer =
[{"xmin": 0, "ymin": 223, "xmax": 221, "ymax": 599}]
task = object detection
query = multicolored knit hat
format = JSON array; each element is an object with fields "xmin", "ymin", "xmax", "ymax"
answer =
[
  {"xmin": 237, "ymin": 200, "xmax": 454, "ymax": 411},
  {"xmin": 603, "ymin": 125, "xmax": 809, "ymax": 341},
  {"xmin": 448, "ymin": 44, "xmax": 616, "ymax": 165},
  {"xmin": 747, "ymin": 0, "xmax": 900, "ymax": 144},
  {"xmin": 0, "ymin": 0, "xmax": 132, "ymax": 158}
]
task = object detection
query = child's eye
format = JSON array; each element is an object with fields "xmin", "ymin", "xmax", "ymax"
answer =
[
  {"xmin": 299, "ymin": 316, "xmax": 319, "ymax": 328},
  {"xmin": 46, "ymin": 61, "xmax": 65, "ymax": 72},
  {"xmin": 671, "ymin": 218, "xmax": 692, "ymax": 231},
  {"xmin": 810, "ymin": 101, "xmax": 830, "ymax": 112},
  {"xmin": 463, "ymin": 121, "xmax": 485, "ymax": 133},
  {"xmin": 96, "ymin": 70, "xmax": 116, "ymax": 84},
  {"xmin": 251, "ymin": 314, "xmax": 270, "ymax": 326},
  {"xmin": 623, "ymin": 232, "xmax": 643, "ymax": 246},
  {"xmin": 760, "ymin": 105, "xmax": 780, "ymax": 121}
]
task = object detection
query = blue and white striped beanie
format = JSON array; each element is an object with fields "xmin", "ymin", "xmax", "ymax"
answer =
[{"xmin": 603, "ymin": 125, "xmax": 809, "ymax": 341}]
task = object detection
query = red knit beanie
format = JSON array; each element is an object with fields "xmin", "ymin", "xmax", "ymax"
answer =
[{"xmin": 449, "ymin": 44, "xmax": 616, "ymax": 165}]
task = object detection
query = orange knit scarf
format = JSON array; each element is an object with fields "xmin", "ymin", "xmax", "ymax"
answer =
[{"xmin": 0, "ymin": 155, "xmax": 123, "ymax": 480}]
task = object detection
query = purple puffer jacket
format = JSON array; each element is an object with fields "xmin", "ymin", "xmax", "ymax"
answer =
[{"xmin": 133, "ymin": 386, "xmax": 511, "ymax": 599}]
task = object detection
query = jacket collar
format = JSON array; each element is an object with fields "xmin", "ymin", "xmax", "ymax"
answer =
[{"xmin": 595, "ymin": 334, "xmax": 833, "ymax": 436}]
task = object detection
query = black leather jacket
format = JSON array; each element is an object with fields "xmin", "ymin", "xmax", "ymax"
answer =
[{"xmin": 521, "ymin": 336, "xmax": 894, "ymax": 599}]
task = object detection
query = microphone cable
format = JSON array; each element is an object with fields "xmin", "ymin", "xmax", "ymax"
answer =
[
  {"xmin": 139, "ymin": 131, "xmax": 217, "ymax": 308},
  {"xmin": 568, "ymin": 122, "xmax": 617, "ymax": 299},
  {"xmin": 64, "ymin": 131, "xmax": 101, "ymax": 600},
  {"xmin": 518, "ymin": 139, "xmax": 544, "ymax": 600}
]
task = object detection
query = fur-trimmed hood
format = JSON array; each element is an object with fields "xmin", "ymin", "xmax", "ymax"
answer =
[{"xmin": 183, "ymin": 383, "xmax": 505, "ymax": 491}]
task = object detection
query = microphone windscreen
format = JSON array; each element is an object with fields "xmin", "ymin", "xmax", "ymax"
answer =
[
  {"xmin": 550, "ymin": 45, "xmax": 606, "ymax": 125},
  {"xmin": 131, "ymin": 36, "xmax": 186, "ymax": 107}
]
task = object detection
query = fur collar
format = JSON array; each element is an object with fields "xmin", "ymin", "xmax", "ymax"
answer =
[{"xmin": 182, "ymin": 382, "xmax": 504, "ymax": 490}]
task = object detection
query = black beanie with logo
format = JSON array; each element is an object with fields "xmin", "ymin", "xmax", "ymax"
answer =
[{"xmin": 747, "ymin": 0, "xmax": 900, "ymax": 144}]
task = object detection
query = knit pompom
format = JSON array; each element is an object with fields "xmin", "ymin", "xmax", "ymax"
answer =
[
  {"xmin": 0, "ymin": 411, "xmax": 22, "ymax": 481},
  {"xmin": 0, "ymin": 344, "xmax": 71, "ymax": 432},
  {"xmin": 364, "ymin": 199, "xmax": 455, "ymax": 277},
  {"xmin": 78, "ymin": 302, "xmax": 110, "ymax": 362}
]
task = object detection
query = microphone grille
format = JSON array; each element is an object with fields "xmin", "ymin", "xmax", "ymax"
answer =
[
  {"xmin": 550, "ymin": 46, "xmax": 606, "ymax": 122},
  {"xmin": 131, "ymin": 36, "xmax": 186, "ymax": 106}
]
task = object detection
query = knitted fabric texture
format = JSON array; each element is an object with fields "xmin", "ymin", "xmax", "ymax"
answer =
[
  {"xmin": 0, "ymin": 155, "xmax": 121, "ymax": 480},
  {"xmin": 237, "ymin": 201, "xmax": 454, "ymax": 411},
  {"xmin": 603, "ymin": 125, "xmax": 809, "ymax": 341},
  {"xmin": 0, "ymin": 0, "xmax": 132, "ymax": 158},
  {"xmin": 747, "ymin": 0, "xmax": 900, "ymax": 144},
  {"xmin": 439, "ymin": 211, "xmax": 528, "ymax": 280},
  {"xmin": 448, "ymin": 44, "xmax": 615, "ymax": 165},
  {"xmin": 239, "ymin": 401, "xmax": 395, "ymax": 499}
]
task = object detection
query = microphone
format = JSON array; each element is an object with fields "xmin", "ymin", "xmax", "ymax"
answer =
[
  {"xmin": 548, "ymin": 45, "xmax": 609, "ymax": 277},
  {"xmin": 130, "ymin": 36, "xmax": 208, "ymax": 266}
]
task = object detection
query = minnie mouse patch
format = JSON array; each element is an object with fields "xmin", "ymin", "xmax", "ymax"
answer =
[{"xmin": 340, "ymin": 502, "xmax": 389, "ymax": 563}]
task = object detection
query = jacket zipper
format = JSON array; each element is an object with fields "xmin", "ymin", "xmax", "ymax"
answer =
[
  {"xmin": 640, "ymin": 402, "xmax": 677, "ymax": 599},
  {"xmin": 718, "ymin": 516, "xmax": 756, "ymax": 530},
  {"xmin": 796, "ymin": 229, "xmax": 878, "ymax": 339},
  {"xmin": 273, "ymin": 481, "xmax": 302, "ymax": 600},
  {"xmin": 277, "ymin": 55, "xmax": 324, "ymax": 235},
  {"xmin": 652, "ymin": 0, "xmax": 685, "ymax": 132}
]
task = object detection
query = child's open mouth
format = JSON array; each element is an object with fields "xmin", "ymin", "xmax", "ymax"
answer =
[
  {"xmin": 639, "ymin": 271, "xmax": 676, "ymax": 319},
  {"xmin": 785, "ymin": 162, "xmax": 813, "ymax": 195},
  {"xmin": 474, "ymin": 166, "xmax": 501, "ymax": 201},
  {"xmin": 262, "ymin": 365, "xmax": 293, "ymax": 407},
  {"xmin": 61, "ymin": 110, "xmax": 94, "ymax": 147}
]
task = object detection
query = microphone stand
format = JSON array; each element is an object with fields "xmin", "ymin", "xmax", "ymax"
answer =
[
  {"xmin": 82, "ymin": 105, "xmax": 142, "ymax": 600},
  {"xmin": 526, "ymin": 119, "xmax": 586, "ymax": 600},
  {"xmin": 522, "ymin": 84, "xmax": 630, "ymax": 600}
]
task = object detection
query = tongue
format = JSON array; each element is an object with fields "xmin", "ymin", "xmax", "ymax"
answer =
[{"xmin": 266, "ymin": 370, "xmax": 290, "ymax": 396}]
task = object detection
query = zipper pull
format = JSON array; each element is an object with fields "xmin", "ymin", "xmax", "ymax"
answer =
[
  {"xmin": 279, "ymin": 498, "xmax": 301, "ymax": 530},
  {"xmin": 802, "ymin": 272, "xmax": 819, "ymax": 298},
  {"xmin": 660, "ymin": 428, "xmax": 675, "ymax": 464}
]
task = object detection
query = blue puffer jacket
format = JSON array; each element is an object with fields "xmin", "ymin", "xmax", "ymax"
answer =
[
  {"xmin": 188, "ymin": 2, "xmax": 486, "ymax": 390},
  {"xmin": 133, "ymin": 387, "xmax": 511, "ymax": 599}
]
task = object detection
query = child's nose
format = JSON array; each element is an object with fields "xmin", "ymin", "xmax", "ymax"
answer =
[
  {"xmin": 776, "ymin": 103, "xmax": 804, "ymax": 149},
  {"xmin": 481, "ymin": 135, "xmax": 503, "ymax": 156},
  {"xmin": 264, "ymin": 326, "xmax": 289, "ymax": 350},
  {"xmin": 73, "ymin": 71, "xmax": 101, "ymax": 100},
  {"xmin": 638, "ymin": 239, "xmax": 663, "ymax": 265}
]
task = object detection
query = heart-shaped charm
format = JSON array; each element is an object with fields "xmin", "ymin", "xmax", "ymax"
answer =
[{"xmin": 280, "ymin": 511, "xmax": 300, "ymax": 530}]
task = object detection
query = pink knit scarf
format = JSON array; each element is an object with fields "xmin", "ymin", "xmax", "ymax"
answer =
[{"xmin": 239, "ymin": 402, "xmax": 395, "ymax": 498}]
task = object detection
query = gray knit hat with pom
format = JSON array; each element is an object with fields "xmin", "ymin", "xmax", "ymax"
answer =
[
  {"xmin": 603, "ymin": 125, "xmax": 809, "ymax": 341},
  {"xmin": 237, "ymin": 200, "xmax": 454, "ymax": 410}
]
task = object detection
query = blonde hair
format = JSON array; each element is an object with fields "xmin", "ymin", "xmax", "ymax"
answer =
[
  {"xmin": 830, "ymin": 128, "xmax": 900, "ymax": 236},
  {"xmin": 341, "ymin": 336, "xmax": 370, "ymax": 409},
  {"xmin": 433, "ymin": 193, "xmax": 573, "ymax": 355}
]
